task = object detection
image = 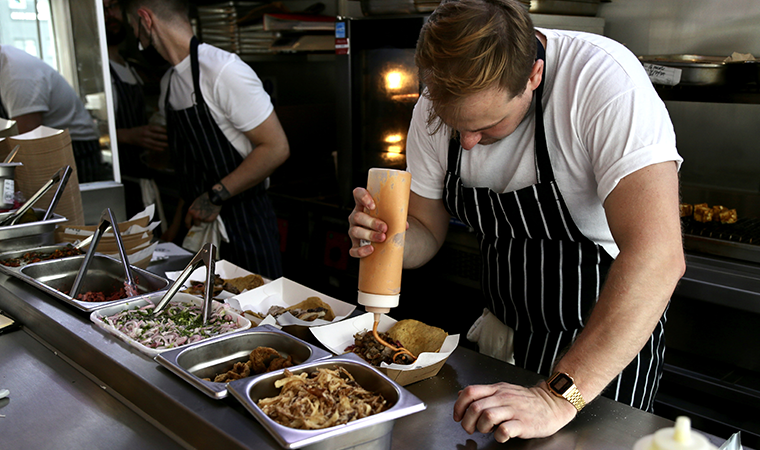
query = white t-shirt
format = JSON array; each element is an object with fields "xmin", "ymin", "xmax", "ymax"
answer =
[
  {"xmin": 407, "ymin": 29, "xmax": 682, "ymax": 258},
  {"xmin": 158, "ymin": 43, "xmax": 273, "ymax": 158},
  {"xmin": 0, "ymin": 45, "xmax": 99, "ymax": 141}
]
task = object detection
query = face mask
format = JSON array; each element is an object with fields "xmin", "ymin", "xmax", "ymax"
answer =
[{"xmin": 136, "ymin": 16, "xmax": 168, "ymax": 66}]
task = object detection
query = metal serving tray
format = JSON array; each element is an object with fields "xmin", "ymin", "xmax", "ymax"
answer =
[
  {"xmin": 0, "ymin": 243, "xmax": 82, "ymax": 277},
  {"xmin": 16, "ymin": 254, "xmax": 170, "ymax": 312},
  {"xmin": 91, "ymin": 293, "xmax": 251, "ymax": 358},
  {"xmin": 227, "ymin": 354, "xmax": 426, "ymax": 450},
  {"xmin": 638, "ymin": 54, "xmax": 728, "ymax": 86},
  {"xmin": 155, "ymin": 324, "xmax": 332, "ymax": 399},
  {"xmin": 0, "ymin": 208, "xmax": 67, "ymax": 252}
]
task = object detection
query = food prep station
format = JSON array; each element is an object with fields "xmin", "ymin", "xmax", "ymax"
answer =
[{"xmin": 0, "ymin": 249, "xmax": 735, "ymax": 450}]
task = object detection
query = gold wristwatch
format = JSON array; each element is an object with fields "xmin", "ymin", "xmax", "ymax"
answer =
[{"xmin": 547, "ymin": 372, "xmax": 586, "ymax": 412}]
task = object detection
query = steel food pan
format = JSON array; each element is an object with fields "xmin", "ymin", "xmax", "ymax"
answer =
[
  {"xmin": 227, "ymin": 353, "xmax": 426, "ymax": 450},
  {"xmin": 154, "ymin": 324, "xmax": 332, "ymax": 399},
  {"xmin": 638, "ymin": 54, "xmax": 727, "ymax": 86},
  {"xmin": 0, "ymin": 208, "xmax": 67, "ymax": 252},
  {"xmin": 0, "ymin": 243, "xmax": 83, "ymax": 276},
  {"xmin": 17, "ymin": 254, "xmax": 170, "ymax": 312},
  {"xmin": 91, "ymin": 293, "xmax": 251, "ymax": 357}
]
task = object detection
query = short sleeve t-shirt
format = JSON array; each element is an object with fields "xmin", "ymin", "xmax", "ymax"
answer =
[
  {"xmin": 0, "ymin": 44, "xmax": 99, "ymax": 141},
  {"xmin": 406, "ymin": 29, "xmax": 682, "ymax": 258},
  {"xmin": 159, "ymin": 43, "xmax": 274, "ymax": 158}
]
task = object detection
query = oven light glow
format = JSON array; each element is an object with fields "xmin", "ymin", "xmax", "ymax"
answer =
[
  {"xmin": 385, "ymin": 71, "xmax": 404, "ymax": 90},
  {"xmin": 385, "ymin": 134, "xmax": 403, "ymax": 144},
  {"xmin": 387, "ymin": 145, "xmax": 402, "ymax": 154}
]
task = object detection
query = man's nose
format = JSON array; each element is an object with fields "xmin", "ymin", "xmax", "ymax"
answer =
[{"xmin": 460, "ymin": 131, "xmax": 481, "ymax": 150}]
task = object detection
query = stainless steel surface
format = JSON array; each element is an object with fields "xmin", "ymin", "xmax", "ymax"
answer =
[
  {"xmin": 0, "ymin": 208, "xmax": 67, "ymax": 251},
  {"xmin": 71, "ymin": 208, "xmax": 136, "ymax": 299},
  {"xmin": 683, "ymin": 234, "xmax": 760, "ymax": 264},
  {"xmin": 17, "ymin": 254, "xmax": 169, "ymax": 312},
  {"xmin": 676, "ymin": 252, "xmax": 760, "ymax": 314},
  {"xmin": 0, "ymin": 167, "xmax": 64, "ymax": 227},
  {"xmin": 638, "ymin": 54, "xmax": 728, "ymax": 85},
  {"xmin": 0, "ymin": 242, "xmax": 83, "ymax": 276},
  {"xmin": 153, "ymin": 243, "xmax": 216, "ymax": 324},
  {"xmin": 43, "ymin": 165, "xmax": 72, "ymax": 221},
  {"xmin": 530, "ymin": 0, "xmax": 600, "ymax": 16},
  {"xmin": 227, "ymin": 353, "xmax": 425, "ymax": 450},
  {"xmin": 0, "ymin": 258, "xmax": 737, "ymax": 450},
  {"xmin": 0, "ymin": 327, "xmax": 184, "ymax": 450},
  {"xmin": 155, "ymin": 324, "xmax": 333, "ymax": 399}
]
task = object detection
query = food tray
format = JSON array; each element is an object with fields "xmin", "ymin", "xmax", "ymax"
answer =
[
  {"xmin": 90, "ymin": 293, "xmax": 251, "ymax": 358},
  {"xmin": 638, "ymin": 54, "xmax": 728, "ymax": 86},
  {"xmin": 0, "ymin": 243, "xmax": 82, "ymax": 277},
  {"xmin": 154, "ymin": 324, "xmax": 332, "ymax": 399},
  {"xmin": 227, "ymin": 353, "xmax": 426, "ymax": 450},
  {"xmin": 310, "ymin": 312, "xmax": 459, "ymax": 386},
  {"xmin": 0, "ymin": 208, "xmax": 67, "ymax": 252},
  {"xmin": 16, "ymin": 254, "xmax": 170, "ymax": 312}
]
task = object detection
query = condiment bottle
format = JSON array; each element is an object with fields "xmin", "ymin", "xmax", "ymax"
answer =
[
  {"xmin": 358, "ymin": 168, "xmax": 411, "ymax": 317},
  {"xmin": 633, "ymin": 416, "xmax": 718, "ymax": 450}
]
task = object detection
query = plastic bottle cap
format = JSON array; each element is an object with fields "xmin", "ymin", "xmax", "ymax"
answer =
[
  {"xmin": 632, "ymin": 416, "xmax": 718, "ymax": 450},
  {"xmin": 357, "ymin": 290, "xmax": 399, "ymax": 311}
]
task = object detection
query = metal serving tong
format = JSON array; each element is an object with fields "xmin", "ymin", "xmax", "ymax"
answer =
[
  {"xmin": 70, "ymin": 208, "xmax": 138, "ymax": 300},
  {"xmin": 2, "ymin": 144, "xmax": 20, "ymax": 164},
  {"xmin": 0, "ymin": 165, "xmax": 71, "ymax": 227},
  {"xmin": 152, "ymin": 243, "xmax": 217, "ymax": 324}
]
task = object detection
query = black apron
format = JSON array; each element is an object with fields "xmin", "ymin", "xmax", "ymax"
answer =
[
  {"xmin": 110, "ymin": 62, "xmax": 147, "ymax": 177},
  {"xmin": 442, "ymin": 40, "xmax": 666, "ymax": 412},
  {"xmin": 164, "ymin": 37, "xmax": 282, "ymax": 279},
  {"xmin": 0, "ymin": 89, "xmax": 8, "ymax": 119}
]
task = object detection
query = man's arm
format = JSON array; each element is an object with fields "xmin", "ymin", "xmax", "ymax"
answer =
[
  {"xmin": 348, "ymin": 190, "xmax": 450, "ymax": 269},
  {"xmin": 13, "ymin": 112, "xmax": 43, "ymax": 134},
  {"xmin": 453, "ymin": 161, "xmax": 685, "ymax": 441},
  {"xmin": 184, "ymin": 111, "xmax": 289, "ymax": 227}
]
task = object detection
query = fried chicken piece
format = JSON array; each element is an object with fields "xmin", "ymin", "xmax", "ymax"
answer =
[
  {"xmin": 213, "ymin": 361, "xmax": 252, "ymax": 382},
  {"xmin": 267, "ymin": 355, "xmax": 294, "ymax": 372},
  {"xmin": 693, "ymin": 204, "xmax": 713, "ymax": 222},
  {"xmin": 250, "ymin": 346, "xmax": 282, "ymax": 374}
]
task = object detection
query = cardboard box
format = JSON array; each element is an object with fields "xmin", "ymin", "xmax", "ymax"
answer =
[
  {"xmin": 310, "ymin": 312, "xmax": 459, "ymax": 386},
  {"xmin": 227, "ymin": 277, "xmax": 356, "ymax": 327}
]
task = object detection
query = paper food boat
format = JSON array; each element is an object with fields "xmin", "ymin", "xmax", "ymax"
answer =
[
  {"xmin": 310, "ymin": 312, "xmax": 459, "ymax": 386},
  {"xmin": 166, "ymin": 259, "xmax": 271, "ymax": 303},
  {"xmin": 226, "ymin": 277, "xmax": 356, "ymax": 327}
]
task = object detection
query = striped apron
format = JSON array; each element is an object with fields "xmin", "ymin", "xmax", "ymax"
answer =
[
  {"xmin": 442, "ymin": 40, "xmax": 666, "ymax": 411},
  {"xmin": 110, "ymin": 62, "xmax": 147, "ymax": 177},
  {"xmin": 164, "ymin": 37, "xmax": 282, "ymax": 279}
]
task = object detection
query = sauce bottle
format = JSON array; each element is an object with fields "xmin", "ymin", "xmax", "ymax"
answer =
[
  {"xmin": 357, "ymin": 168, "xmax": 411, "ymax": 316},
  {"xmin": 633, "ymin": 416, "xmax": 718, "ymax": 450}
]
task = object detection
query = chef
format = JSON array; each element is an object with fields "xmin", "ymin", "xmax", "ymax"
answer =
[
  {"xmin": 104, "ymin": 0, "xmax": 168, "ymax": 218},
  {"xmin": 348, "ymin": 0, "xmax": 685, "ymax": 441},
  {"xmin": 121, "ymin": 0, "xmax": 288, "ymax": 279},
  {"xmin": 0, "ymin": 45, "xmax": 102, "ymax": 182}
]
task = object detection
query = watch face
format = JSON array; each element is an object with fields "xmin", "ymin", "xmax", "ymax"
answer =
[{"xmin": 550, "ymin": 373, "xmax": 573, "ymax": 394}]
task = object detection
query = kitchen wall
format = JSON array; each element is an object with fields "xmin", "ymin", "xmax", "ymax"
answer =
[{"xmin": 599, "ymin": 0, "xmax": 760, "ymax": 216}]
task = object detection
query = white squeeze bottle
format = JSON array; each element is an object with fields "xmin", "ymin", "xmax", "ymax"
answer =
[
  {"xmin": 357, "ymin": 168, "xmax": 411, "ymax": 318},
  {"xmin": 633, "ymin": 416, "xmax": 718, "ymax": 450}
]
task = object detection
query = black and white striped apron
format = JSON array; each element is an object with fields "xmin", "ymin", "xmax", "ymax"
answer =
[
  {"xmin": 110, "ymin": 62, "xmax": 147, "ymax": 177},
  {"xmin": 442, "ymin": 40, "xmax": 666, "ymax": 412},
  {"xmin": 164, "ymin": 37, "xmax": 282, "ymax": 279}
]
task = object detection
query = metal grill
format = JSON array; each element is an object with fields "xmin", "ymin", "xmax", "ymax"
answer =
[{"xmin": 682, "ymin": 217, "xmax": 760, "ymax": 245}]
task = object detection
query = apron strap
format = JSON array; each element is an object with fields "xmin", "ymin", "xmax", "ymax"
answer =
[
  {"xmin": 533, "ymin": 36, "xmax": 555, "ymax": 185},
  {"xmin": 190, "ymin": 36, "xmax": 203, "ymax": 106},
  {"xmin": 0, "ymin": 88, "xmax": 8, "ymax": 120}
]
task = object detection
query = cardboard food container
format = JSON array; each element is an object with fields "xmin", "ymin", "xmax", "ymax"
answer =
[
  {"xmin": 310, "ymin": 312, "xmax": 459, "ymax": 386},
  {"xmin": 166, "ymin": 259, "xmax": 270, "ymax": 302},
  {"xmin": 226, "ymin": 277, "xmax": 356, "ymax": 328}
]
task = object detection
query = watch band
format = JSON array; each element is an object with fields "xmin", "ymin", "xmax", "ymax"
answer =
[
  {"xmin": 547, "ymin": 372, "xmax": 586, "ymax": 412},
  {"xmin": 207, "ymin": 184, "xmax": 226, "ymax": 206}
]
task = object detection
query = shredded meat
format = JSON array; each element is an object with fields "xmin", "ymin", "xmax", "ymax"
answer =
[
  {"xmin": 257, "ymin": 367, "xmax": 387, "ymax": 429},
  {"xmin": 345, "ymin": 330, "xmax": 414, "ymax": 366}
]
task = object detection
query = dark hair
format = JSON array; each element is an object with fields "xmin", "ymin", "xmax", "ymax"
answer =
[
  {"xmin": 416, "ymin": 0, "xmax": 536, "ymax": 131},
  {"xmin": 120, "ymin": 0, "xmax": 190, "ymax": 21}
]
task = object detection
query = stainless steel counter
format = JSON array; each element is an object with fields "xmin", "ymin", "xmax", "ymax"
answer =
[{"xmin": 0, "ymin": 268, "xmax": 733, "ymax": 450}]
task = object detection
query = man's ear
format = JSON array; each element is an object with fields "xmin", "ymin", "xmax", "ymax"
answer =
[
  {"xmin": 136, "ymin": 7, "xmax": 153, "ymax": 30},
  {"xmin": 528, "ymin": 59, "xmax": 544, "ymax": 92}
]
